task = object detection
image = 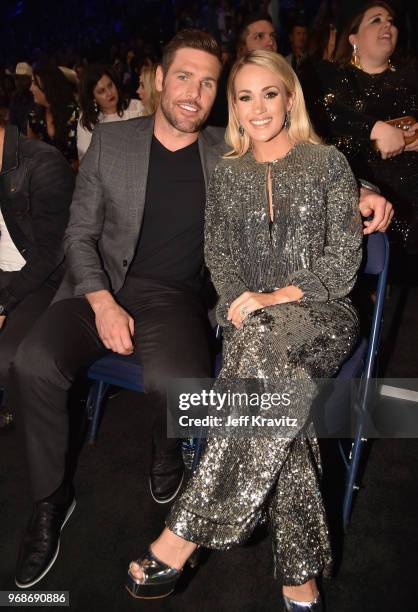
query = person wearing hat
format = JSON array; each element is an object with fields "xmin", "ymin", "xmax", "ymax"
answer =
[
  {"xmin": 15, "ymin": 62, "xmax": 32, "ymax": 77},
  {"xmin": 9, "ymin": 62, "xmax": 34, "ymax": 136}
]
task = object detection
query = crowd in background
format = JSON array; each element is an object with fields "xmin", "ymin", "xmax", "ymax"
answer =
[
  {"xmin": 0, "ymin": 0, "xmax": 417, "ymax": 254},
  {"xmin": 1, "ymin": 1, "xmax": 417, "ymax": 117},
  {"xmin": 0, "ymin": 0, "xmax": 418, "ymax": 610}
]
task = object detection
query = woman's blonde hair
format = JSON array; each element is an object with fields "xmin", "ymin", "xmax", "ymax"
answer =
[
  {"xmin": 225, "ymin": 50, "xmax": 321, "ymax": 158},
  {"xmin": 140, "ymin": 63, "xmax": 160, "ymax": 115}
]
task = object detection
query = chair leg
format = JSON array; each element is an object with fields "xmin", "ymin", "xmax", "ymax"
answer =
[
  {"xmin": 88, "ymin": 381, "xmax": 110, "ymax": 445},
  {"xmin": 86, "ymin": 383, "xmax": 97, "ymax": 421},
  {"xmin": 191, "ymin": 436, "xmax": 205, "ymax": 474},
  {"xmin": 181, "ymin": 438, "xmax": 195, "ymax": 471},
  {"xmin": 342, "ymin": 431, "xmax": 366, "ymax": 531}
]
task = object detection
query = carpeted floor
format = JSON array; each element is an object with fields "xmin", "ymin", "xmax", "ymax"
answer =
[{"xmin": 1, "ymin": 286, "xmax": 417, "ymax": 612}]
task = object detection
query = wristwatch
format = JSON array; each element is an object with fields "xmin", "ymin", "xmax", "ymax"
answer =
[{"xmin": 0, "ymin": 304, "xmax": 7, "ymax": 316}]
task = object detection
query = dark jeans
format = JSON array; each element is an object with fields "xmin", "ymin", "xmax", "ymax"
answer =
[
  {"xmin": 9, "ymin": 278, "xmax": 212, "ymax": 501},
  {"xmin": 0, "ymin": 272, "xmax": 57, "ymax": 389}
]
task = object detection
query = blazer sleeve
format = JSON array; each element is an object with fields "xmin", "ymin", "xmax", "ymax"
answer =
[
  {"xmin": 0, "ymin": 150, "xmax": 74, "ymax": 313},
  {"xmin": 204, "ymin": 164, "xmax": 249, "ymax": 326},
  {"xmin": 63, "ymin": 126, "xmax": 111, "ymax": 296},
  {"xmin": 287, "ymin": 147, "xmax": 363, "ymax": 302}
]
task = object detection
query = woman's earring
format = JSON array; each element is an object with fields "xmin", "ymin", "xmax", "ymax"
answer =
[
  {"xmin": 238, "ymin": 125, "xmax": 244, "ymax": 137},
  {"xmin": 284, "ymin": 112, "xmax": 291, "ymax": 131},
  {"xmin": 93, "ymin": 99, "xmax": 99, "ymax": 113},
  {"xmin": 351, "ymin": 44, "xmax": 362, "ymax": 69}
]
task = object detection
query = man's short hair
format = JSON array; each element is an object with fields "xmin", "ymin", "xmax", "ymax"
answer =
[
  {"xmin": 161, "ymin": 29, "xmax": 222, "ymax": 74},
  {"xmin": 289, "ymin": 22, "xmax": 307, "ymax": 35},
  {"xmin": 237, "ymin": 13, "xmax": 273, "ymax": 46}
]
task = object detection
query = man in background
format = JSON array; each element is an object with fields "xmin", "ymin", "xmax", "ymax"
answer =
[
  {"xmin": 0, "ymin": 120, "xmax": 74, "ymax": 428},
  {"xmin": 236, "ymin": 13, "xmax": 278, "ymax": 57},
  {"xmin": 285, "ymin": 23, "xmax": 308, "ymax": 70}
]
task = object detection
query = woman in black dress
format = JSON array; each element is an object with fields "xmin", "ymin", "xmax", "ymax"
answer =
[
  {"xmin": 28, "ymin": 66, "xmax": 79, "ymax": 168},
  {"xmin": 317, "ymin": 1, "xmax": 418, "ymax": 253}
]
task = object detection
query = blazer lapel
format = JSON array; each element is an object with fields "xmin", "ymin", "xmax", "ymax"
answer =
[
  {"xmin": 198, "ymin": 129, "xmax": 225, "ymax": 190},
  {"xmin": 125, "ymin": 115, "xmax": 154, "ymax": 222}
]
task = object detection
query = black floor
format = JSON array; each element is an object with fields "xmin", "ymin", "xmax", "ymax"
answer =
[{"xmin": 1, "ymin": 285, "xmax": 418, "ymax": 612}]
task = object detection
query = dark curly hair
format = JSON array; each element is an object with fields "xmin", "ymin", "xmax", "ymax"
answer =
[
  {"xmin": 78, "ymin": 64, "xmax": 129, "ymax": 131},
  {"xmin": 32, "ymin": 66, "xmax": 77, "ymax": 153}
]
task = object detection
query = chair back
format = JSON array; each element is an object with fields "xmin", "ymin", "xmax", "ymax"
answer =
[
  {"xmin": 362, "ymin": 232, "xmax": 390, "ymax": 379},
  {"xmin": 362, "ymin": 231, "xmax": 389, "ymax": 275},
  {"xmin": 321, "ymin": 232, "xmax": 389, "ymax": 434}
]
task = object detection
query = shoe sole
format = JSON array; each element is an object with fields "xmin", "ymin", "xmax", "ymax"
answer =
[
  {"xmin": 15, "ymin": 499, "xmax": 77, "ymax": 589},
  {"xmin": 149, "ymin": 472, "xmax": 184, "ymax": 504},
  {"xmin": 125, "ymin": 584, "xmax": 175, "ymax": 600}
]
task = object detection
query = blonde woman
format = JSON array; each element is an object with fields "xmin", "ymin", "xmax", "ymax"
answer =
[
  {"xmin": 126, "ymin": 51, "xmax": 363, "ymax": 611},
  {"xmin": 136, "ymin": 63, "xmax": 160, "ymax": 116}
]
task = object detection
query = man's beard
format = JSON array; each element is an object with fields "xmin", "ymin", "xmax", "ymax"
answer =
[{"xmin": 160, "ymin": 93, "xmax": 208, "ymax": 134}]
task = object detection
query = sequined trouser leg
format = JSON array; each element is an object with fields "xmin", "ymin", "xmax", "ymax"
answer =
[{"xmin": 167, "ymin": 301, "xmax": 358, "ymax": 585}]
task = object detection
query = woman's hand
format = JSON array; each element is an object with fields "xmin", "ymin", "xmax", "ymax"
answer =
[
  {"xmin": 228, "ymin": 286, "xmax": 304, "ymax": 329},
  {"xmin": 404, "ymin": 122, "xmax": 418, "ymax": 152},
  {"xmin": 370, "ymin": 121, "xmax": 405, "ymax": 159}
]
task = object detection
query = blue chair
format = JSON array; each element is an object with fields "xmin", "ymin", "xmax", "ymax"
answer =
[
  {"xmin": 86, "ymin": 353, "xmax": 203, "ymax": 471},
  {"xmin": 318, "ymin": 232, "xmax": 390, "ymax": 530},
  {"xmin": 85, "ymin": 329, "xmax": 223, "ymax": 461},
  {"xmin": 86, "ymin": 353, "xmax": 144, "ymax": 444},
  {"xmin": 336, "ymin": 231, "xmax": 390, "ymax": 530}
]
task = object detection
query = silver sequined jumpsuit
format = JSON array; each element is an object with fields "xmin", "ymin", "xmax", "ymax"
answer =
[{"xmin": 167, "ymin": 142, "xmax": 363, "ymax": 585}]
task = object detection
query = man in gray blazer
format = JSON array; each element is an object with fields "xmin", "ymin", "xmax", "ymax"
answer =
[{"xmin": 12, "ymin": 29, "xmax": 226, "ymax": 589}]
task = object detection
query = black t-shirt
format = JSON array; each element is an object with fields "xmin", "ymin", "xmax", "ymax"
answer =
[{"xmin": 128, "ymin": 136, "xmax": 206, "ymax": 288}]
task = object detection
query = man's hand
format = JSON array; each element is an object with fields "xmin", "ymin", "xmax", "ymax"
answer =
[
  {"xmin": 359, "ymin": 187, "xmax": 394, "ymax": 234},
  {"xmin": 0, "ymin": 315, "xmax": 6, "ymax": 330},
  {"xmin": 228, "ymin": 286, "xmax": 303, "ymax": 329},
  {"xmin": 86, "ymin": 290, "xmax": 134, "ymax": 355}
]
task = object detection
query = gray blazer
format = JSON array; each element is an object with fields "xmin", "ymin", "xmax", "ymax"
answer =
[{"xmin": 56, "ymin": 114, "xmax": 226, "ymax": 301}]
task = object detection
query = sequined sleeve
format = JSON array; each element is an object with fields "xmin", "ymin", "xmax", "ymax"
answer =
[
  {"xmin": 321, "ymin": 67, "xmax": 377, "ymax": 140},
  {"xmin": 205, "ymin": 164, "xmax": 249, "ymax": 326},
  {"xmin": 288, "ymin": 146, "xmax": 362, "ymax": 302}
]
